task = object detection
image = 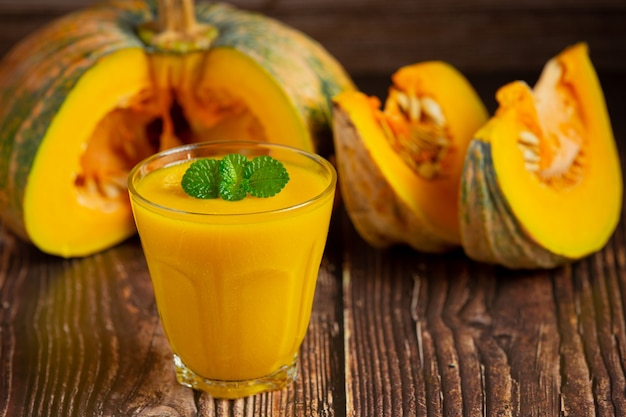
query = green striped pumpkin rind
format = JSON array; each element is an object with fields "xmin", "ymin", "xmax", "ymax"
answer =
[
  {"xmin": 459, "ymin": 139, "xmax": 571, "ymax": 269},
  {"xmin": 0, "ymin": 1, "xmax": 150, "ymax": 240}
]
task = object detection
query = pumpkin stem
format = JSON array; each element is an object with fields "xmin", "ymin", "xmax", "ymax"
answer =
[{"xmin": 138, "ymin": 0, "xmax": 218, "ymax": 53}]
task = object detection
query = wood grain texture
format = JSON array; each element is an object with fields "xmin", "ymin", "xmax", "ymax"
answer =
[
  {"xmin": 0, "ymin": 232, "xmax": 343, "ymax": 416},
  {"xmin": 1, "ymin": 74, "xmax": 626, "ymax": 416},
  {"xmin": 339, "ymin": 213, "xmax": 626, "ymax": 416}
]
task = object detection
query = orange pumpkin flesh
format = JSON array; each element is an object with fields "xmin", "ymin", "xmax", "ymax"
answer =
[
  {"xmin": 24, "ymin": 48, "xmax": 153, "ymax": 257},
  {"xmin": 460, "ymin": 43, "xmax": 622, "ymax": 268}
]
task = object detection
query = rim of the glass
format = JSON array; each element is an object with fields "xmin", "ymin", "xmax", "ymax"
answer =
[{"xmin": 127, "ymin": 140, "xmax": 337, "ymax": 217}]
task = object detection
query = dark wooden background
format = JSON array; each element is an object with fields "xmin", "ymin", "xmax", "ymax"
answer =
[
  {"xmin": 2, "ymin": 1, "xmax": 626, "ymax": 416},
  {"xmin": 0, "ymin": 0, "xmax": 625, "ymax": 76}
]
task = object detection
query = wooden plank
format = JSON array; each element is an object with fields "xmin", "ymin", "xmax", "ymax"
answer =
[
  {"xmin": 340, "ymin": 213, "xmax": 626, "ymax": 416},
  {"xmin": 0, "ymin": 230, "xmax": 343, "ymax": 416}
]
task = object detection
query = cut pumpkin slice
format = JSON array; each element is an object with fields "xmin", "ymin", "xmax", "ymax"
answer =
[
  {"xmin": 460, "ymin": 43, "xmax": 622, "ymax": 268},
  {"xmin": 333, "ymin": 61, "xmax": 488, "ymax": 252}
]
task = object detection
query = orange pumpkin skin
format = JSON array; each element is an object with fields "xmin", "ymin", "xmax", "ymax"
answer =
[
  {"xmin": 460, "ymin": 43, "xmax": 622, "ymax": 269},
  {"xmin": 0, "ymin": 0, "xmax": 354, "ymax": 257}
]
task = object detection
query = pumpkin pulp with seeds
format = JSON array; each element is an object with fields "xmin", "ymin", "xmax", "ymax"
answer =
[
  {"xmin": 74, "ymin": 49, "xmax": 307, "ymax": 206},
  {"xmin": 0, "ymin": 0, "xmax": 354, "ymax": 257},
  {"xmin": 332, "ymin": 61, "xmax": 488, "ymax": 252}
]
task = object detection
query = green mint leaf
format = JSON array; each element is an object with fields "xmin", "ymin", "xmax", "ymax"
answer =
[
  {"xmin": 218, "ymin": 153, "xmax": 249, "ymax": 201},
  {"xmin": 181, "ymin": 153, "xmax": 290, "ymax": 201},
  {"xmin": 245, "ymin": 155, "xmax": 290, "ymax": 198},
  {"xmin": 181, "ymin": 158, "xmax": 220, "ymax": 199}
]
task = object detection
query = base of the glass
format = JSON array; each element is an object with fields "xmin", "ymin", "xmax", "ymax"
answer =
[{"xmin": 173, "ymin": 354, "xmax": 298, "ymax": 399}]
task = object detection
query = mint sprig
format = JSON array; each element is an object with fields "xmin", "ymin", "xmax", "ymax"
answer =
[{"xmin": 181, "ymin": 154, "xmax": 290, "ymax": 201}]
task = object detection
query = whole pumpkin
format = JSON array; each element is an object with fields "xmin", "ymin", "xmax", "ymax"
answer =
[{"xmin": 0, "ymin": 0, "xmax": 355, "ymax": 257}]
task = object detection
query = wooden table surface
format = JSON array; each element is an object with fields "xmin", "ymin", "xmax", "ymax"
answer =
[{"xmin": 1, "ymin": 73, "xmax": 626, "ymax": 417}]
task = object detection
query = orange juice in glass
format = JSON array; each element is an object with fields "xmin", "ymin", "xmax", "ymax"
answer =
[{"xmin": 127, "ymin": 141, "xmax": 336, "ymax": 398}]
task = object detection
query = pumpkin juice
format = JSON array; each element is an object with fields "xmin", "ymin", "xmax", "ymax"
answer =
[{"xmin": 128, "ymin": 142, "xmax": 336, "ymax": 398}]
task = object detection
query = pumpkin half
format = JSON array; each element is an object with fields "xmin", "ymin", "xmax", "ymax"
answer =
[
  {"xmin": 333, "ymin": 61, "xmax": 488, "ymax": 252},
  {"xmin": 0, "ymin": 0, "xmax": 355, "ymax": 257},
  {"xmin": 460, "ymin": 43, "xmax": 622, "ymax": 269}
]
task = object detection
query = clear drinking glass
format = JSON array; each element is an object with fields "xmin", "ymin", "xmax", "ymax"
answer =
[{"xmin": 127, "ymin": 141, "xmax": 336, "ymax": 398}]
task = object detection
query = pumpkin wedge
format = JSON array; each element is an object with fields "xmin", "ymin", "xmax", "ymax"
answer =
[
  {"xmin": 333, "ymin": 61, "xmax": 488, "ymax": 252},
  {"xmin": 0, "ymin": 0, "xmax": 354, "ymax": 257},
  {"xmin": 460, "ymin": 43, "xmax": 622, "ymax": 269}
]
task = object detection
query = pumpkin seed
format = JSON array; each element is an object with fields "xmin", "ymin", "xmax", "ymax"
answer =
[
  {"xmin": 522, "ymin": 148, "xmax": 540, "ymax": 163},
  {"xmin": 524, "ymin": 162, "xmax": 540, "ymax": 172},
  {"xmin": 421, "ymin": 97, "xmax": 446, "ymax": 126},
  {"xmin": 408, "ymin": 94, "xmax": 421, "ymax": 121},
  {"xmin": 101, "ymin": 183, "xmax": 122, "ymax": 199},
  {"xmin": 519, "ymin": 130, "xmax": 540, "ymax": 147},
  {"xmin": 396, "ymin": 90, "xmax": 421, "ymax": 121},
  {"xmin": 518, "ymin": 130, "xmax": 542, "ymax": 171},
  {"xmin": 396, "ymin": 91, "xmax": 411, "ymax": 115}
]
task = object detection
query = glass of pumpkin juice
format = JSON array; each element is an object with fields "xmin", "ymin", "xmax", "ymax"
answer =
[{"xmin": 127, "ymin": 141, "xmax": 336, "ymax": 399}]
